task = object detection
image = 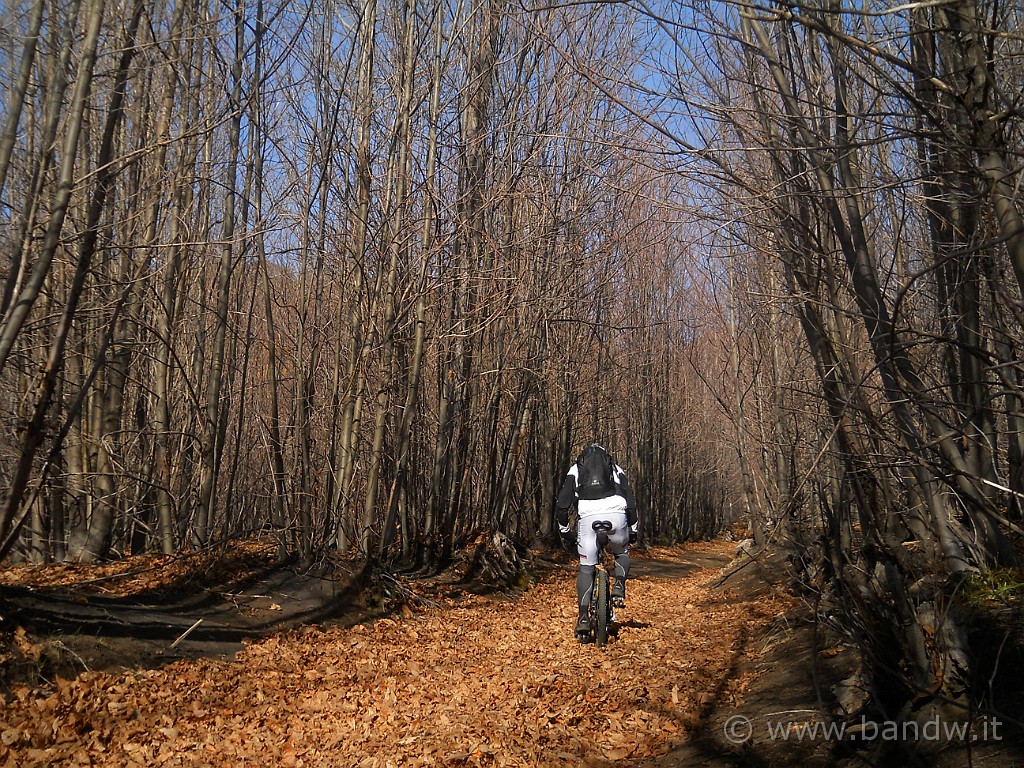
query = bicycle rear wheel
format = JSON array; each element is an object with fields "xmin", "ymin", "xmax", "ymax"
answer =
[{"xmin": 595, "ymin": 568, "xmax": 610, "ymax": 647}]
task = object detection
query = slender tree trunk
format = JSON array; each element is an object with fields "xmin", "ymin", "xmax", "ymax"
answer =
[
  {"xmin": 143, "ymin": 0, "xmax": 196, "ymax": 557},
  {"xmin": 194, "ymin": 0, "xmax": 246, "ymax": 546},
  {"xmin": 380, "ymin": 1, "xmax": 443, "ymax": 553},
  {"xmin": 333, "ymin": 0, "xmax": 378, "ymax": 553}
]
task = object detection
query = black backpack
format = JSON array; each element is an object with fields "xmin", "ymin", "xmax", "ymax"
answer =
[{"xmin": 576, "ymin": 444, "xmax": 617, "ymax": 501}]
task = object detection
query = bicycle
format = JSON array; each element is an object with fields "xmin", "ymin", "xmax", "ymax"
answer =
[{"xmin": 579, "ymin": 519, "xmax": 620, "ymax": 647}]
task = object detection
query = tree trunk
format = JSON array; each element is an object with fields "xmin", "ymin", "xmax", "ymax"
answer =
[{"xmin": 194, "ymin": 0, "xmax": 246, "ymax": 546}]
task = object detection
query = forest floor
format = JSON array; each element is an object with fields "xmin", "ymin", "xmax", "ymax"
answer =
[{"xmin": 1, "ymin": 539, "xmax": 1021, "ymax": 767}]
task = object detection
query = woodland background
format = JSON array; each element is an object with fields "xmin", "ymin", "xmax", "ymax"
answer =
[{"xmin": 2, "ymin": 0, "xmax": 1024, "ymax": 726}]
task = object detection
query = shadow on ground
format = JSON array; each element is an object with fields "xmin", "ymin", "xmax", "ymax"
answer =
[
  {"xmin": 0, "ymin": 560, "xmax": 380, "ymax": 682},
  {"xmin": 629, "ymin": 545, "xmax": 1024, "ymax": 768},
  {"xmin": 638, "ymin": 549, "xmax": 731, "ymax": 580}
]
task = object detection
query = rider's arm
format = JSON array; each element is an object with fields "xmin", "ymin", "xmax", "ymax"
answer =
[
  {"xmin": 555, "ymin": 468, "xmax": 577, "ymax": 532},
  {"xmin": 615, "ymin": 466, "xmax": 639, "ymax": 533}
]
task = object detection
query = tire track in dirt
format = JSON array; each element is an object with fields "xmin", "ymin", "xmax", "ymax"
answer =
[{"xmin": 1, "ymin": 541, "xmax": 790, "ymax": 767}]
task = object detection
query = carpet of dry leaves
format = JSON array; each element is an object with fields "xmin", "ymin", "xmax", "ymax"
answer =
[{"xmin": 1, "ymin": 541, "xmax": 789, "ymax": 767}]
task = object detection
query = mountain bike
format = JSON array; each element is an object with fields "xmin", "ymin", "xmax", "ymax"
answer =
[{"xmin": 582, "ymin": 519, "xmax": 618, "ymax": 647}]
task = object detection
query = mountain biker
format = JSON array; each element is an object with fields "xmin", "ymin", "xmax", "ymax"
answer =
[{"xmin": 556, "ymin": 442, "xmax": 638, "ymax": 640}]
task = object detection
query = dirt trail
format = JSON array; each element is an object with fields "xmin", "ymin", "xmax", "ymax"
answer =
[{"xmin": 1, "ymin": 541, "xmax": 791, "ymax": 767}]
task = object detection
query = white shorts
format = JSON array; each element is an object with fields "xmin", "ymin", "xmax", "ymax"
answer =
[{"xmin": 576, "ymin": 496, "xmax": 630, "ymax": 566}]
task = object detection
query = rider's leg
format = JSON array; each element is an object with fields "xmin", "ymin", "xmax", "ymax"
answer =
[
  {"xmin": 574, "ymin": 521, "xmax": 599, "ymax": 634},
  {"xmin": 606, "ymin": 518, "xmax": 631, "ymax": 603},
  {"xmin": 576, "ymin": 564, "xmax": 596, "ymax": 631},
  {"xmin": 612, "ymin": 552, "xmax": 631, "ymax": 602}
]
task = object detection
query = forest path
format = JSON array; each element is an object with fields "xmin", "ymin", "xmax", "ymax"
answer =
[{"xmin": 1, "ymin": 541, "xmax": 792, "ymax": 767}]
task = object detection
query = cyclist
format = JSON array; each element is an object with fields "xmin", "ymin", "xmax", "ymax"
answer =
[{"xmin": 556, "ymin": 442, "xmax": 638, "ymax": 640}]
